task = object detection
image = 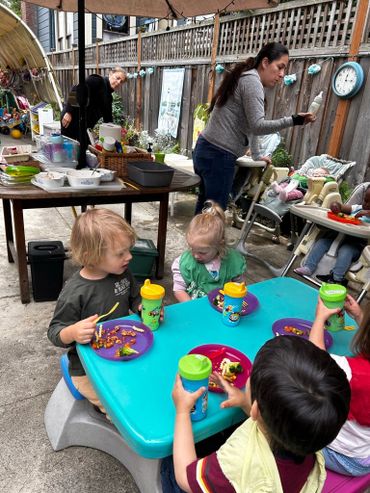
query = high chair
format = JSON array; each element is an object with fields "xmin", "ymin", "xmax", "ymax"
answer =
[{"xmin": 289, "ymin": 182, "xmax": 370, "ymax": 302}]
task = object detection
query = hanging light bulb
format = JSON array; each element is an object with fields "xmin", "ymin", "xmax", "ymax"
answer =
[{"xmin": 215, "ymin": 63, "xmax": 225, "ymax": 74}]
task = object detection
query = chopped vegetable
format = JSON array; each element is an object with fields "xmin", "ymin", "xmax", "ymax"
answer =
[{"xmin": 118, "ymin": 344, "xmax": 139, "ymax": 356}]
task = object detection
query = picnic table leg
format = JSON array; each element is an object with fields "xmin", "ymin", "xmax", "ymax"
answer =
[
  {"xmin": 13, "ymin": 201, "xmax": 30, "ymax": 304},
  {"xmin": 155, "ymin": 195, "xmax": 169, "ymax": 279},
  {"xmin": 124, "ymin": 202, "xmax": 132, "ymax": 224},
  {"xmin": 3, "ymin": 199, "xmax": 14, "ymax": 263}
]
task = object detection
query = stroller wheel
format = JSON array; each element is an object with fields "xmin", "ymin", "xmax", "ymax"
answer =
[{"xmin": 272, "ymin": 235, "xmax": 280, "ymax": 244}]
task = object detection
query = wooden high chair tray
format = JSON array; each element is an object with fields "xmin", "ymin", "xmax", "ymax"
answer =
[{"xmin": 327, "ymin": 211, "xmax": 362, "ymax": 225}]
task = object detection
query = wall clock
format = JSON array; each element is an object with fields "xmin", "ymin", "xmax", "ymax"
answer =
[{"xmin": 332, "ymin": 61, "xmax": 365, "ymax": 99}]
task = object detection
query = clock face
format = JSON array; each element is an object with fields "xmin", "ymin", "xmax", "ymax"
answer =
[
  {"xmin": 332, "ymin": 62, "xmax": 365, "ymax": 99},
  {"xmin": 334, "ymin": 66, "xmax": 358, "ymax": 96}
]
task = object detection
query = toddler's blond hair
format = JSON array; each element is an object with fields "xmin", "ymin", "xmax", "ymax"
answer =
[
  {"xmin": 186, "ymin": 200, "xmax": 226, "ymax": 257},
  {"xmin": 70, "ymin": 208, "xmax": 136, "ymax": 267}
]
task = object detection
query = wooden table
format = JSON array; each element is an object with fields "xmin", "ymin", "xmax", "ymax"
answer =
[{"xmin": 0, "ymin": 170, "xmax": 199, "ymax": 303}]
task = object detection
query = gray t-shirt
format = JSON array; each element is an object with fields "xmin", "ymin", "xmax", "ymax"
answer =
[
  {"xmin": 202, "ymin": 69, "xmax": 293, "ymax": 159},
  {"xmin": 48, "ymin": 269, "xmax": 141, "ymax": 376}
]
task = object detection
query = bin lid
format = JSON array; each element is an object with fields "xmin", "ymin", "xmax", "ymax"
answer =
[
  {"xmin": 28, "ymin": 241, "xmax": 65, "ymax": 259},
  {"xmin": 131, "ymin": 238, "xmax": 158, "ymax": 256}
]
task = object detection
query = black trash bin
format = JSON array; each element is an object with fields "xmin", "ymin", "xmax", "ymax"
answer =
[{"xmin": 28, "ymin": 241, "xmax": 66, "ymax": 302}]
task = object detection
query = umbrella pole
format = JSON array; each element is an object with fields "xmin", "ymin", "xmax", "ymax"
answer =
[{"xmin": 77, "ymin": 0, "xmax": 87, "ymax": 168}]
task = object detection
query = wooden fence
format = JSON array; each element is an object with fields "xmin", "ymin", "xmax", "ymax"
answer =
[{"xmin": 50, "ymin": 0, "xmax": 370, "ymax": 184}]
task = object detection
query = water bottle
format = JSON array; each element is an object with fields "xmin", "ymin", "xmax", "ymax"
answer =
[{"xmin": 308, "ymin": 91, "xmax": 323, "ymax": 115}]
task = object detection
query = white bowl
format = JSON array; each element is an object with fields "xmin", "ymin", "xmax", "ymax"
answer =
[
  {"xmin": 67, "ymin": 169, "xmax": 101, "ymax": 188},
  {"xmin": 36, "ymin": 171, "xmax": 65, "ymax": 188},
  {"xmin": 95, "ymin": 168, "xmax": 116, "ymax": 182}
]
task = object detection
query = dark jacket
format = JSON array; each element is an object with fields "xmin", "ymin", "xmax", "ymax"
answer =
[{"xmin": 61, "ymin": 74, "xmax": 114, "ymax": 141}]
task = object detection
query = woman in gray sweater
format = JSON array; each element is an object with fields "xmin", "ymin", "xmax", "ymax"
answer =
[{"xmin": 193, "ymin": 42, "xmax": 315, "ymax": 214}]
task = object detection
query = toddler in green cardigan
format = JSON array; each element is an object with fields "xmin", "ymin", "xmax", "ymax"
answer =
[{"xmin": 172, "ymin": 200, "xmax": 247, "ymax": 302}]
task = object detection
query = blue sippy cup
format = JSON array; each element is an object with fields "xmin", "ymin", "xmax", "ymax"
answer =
[
  {"xmin": 221, "ymin": 282, "xmax": 247, "ymax": 327},
  {"xmin": 178, "ymin": 354, "xmax": 212, "ymax": 421}
]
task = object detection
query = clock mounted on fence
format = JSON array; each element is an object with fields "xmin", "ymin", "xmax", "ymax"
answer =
[{"xmin": 332, "ymin": 61, "xmax": 365, "ymax": 99}]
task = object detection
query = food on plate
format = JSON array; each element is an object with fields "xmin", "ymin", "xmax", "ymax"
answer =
[
  {"xmin": 219, "ymin": 358, "xmax": 243, "ymax": 382},
  {"xmin": 92, "ymin": 324, "xmax": 140, "ymax": 357},
  {"xmin": 117, "ymin": 344, "xmax": 139, "ymax": 357},
  {"xmin": 283, "ymin": 325, "xmax": 308, "ymax": 337}
]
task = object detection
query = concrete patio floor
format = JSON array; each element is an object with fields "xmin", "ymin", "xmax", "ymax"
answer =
[{"xmin": 0, "ymin": 134, "xmax": 365, "ymax": 492}]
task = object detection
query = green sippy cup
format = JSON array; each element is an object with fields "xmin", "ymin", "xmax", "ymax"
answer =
[
  {"xmin": 319, "ymin": 283, "xmax": 347, "ymax": 332},
  {"xmin": 140, "ymin": 279, "xmax": 165, "ymax": 331}
]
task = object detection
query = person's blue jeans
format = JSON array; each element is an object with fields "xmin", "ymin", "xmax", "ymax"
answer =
[
  {"xmin": 323, "ymin": 447, "xmax": 370, "ymax": 476},
  {"xmin": 304, "ymin": 231, "xmax": 364, "ymax": 280},
  {"xmin": 193, "ymin": 135, "xmax": 237, "ymax": 214}
]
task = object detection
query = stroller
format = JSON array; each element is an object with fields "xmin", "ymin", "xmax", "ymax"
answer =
[
  {"xmin": 286, "ymin": 182, "xmax": 370, "ymax": 303},
  {"xmin": 235, "ymin": 154, "xmax": 356, "ymax": 261}
]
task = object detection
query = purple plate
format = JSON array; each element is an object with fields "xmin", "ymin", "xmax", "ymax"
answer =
[
  {"xmin": 208, "ymin": 288, "xmax": 259, "ymax": 316},
  {"xmin": 91, "ymin": 319, "xmax": 153, "ymax": 361},
  {"xmin": 189, "ymin": 344, "xmax": 252, "ymax": 393},
  {"xmin": 272, "ymin": 318, "xmax": 333, "ymax": 350}
]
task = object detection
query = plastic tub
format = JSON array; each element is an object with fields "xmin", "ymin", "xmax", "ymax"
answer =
[
  {"xmin": 67, "ymin": 169, "xmax": 101, "ymax": 188},
  {"xmin": 127, "ymin": 161, "xmax": 174, "ymax": 187}
]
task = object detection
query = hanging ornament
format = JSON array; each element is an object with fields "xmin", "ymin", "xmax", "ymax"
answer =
[
  {"xmin": 307, "ymin": 64, "xmax": 321, "ymax": 75},
  {"xmin": 127, "ymin": 73, "xmax": 134, "ymax": 79},
  {"xmin": 283, "ymin": 74, "xmax": 297, "ymax": 86},
  {"xmin": 139, "ymin": 69, "xmax": 146, "ymax": 77},
  {"xmin": 133, "ymin": 72, "xmax": 138, "ymax": 78},
  {"xmin": 215, "ymin": 63, "xmax": 225, "ymax": 74},
  {"xmin": 147, "ymin": 67, "xmax": 154, "ymax": 75}
]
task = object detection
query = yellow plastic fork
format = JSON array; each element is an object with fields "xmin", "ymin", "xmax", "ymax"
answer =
[{"xmin": 95, "ymin": 302, "xmax": 120, "ymax": 323}]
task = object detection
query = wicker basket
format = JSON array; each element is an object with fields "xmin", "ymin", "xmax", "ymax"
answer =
[{"xmin": 88, "ymin": 146, "xmax": 152, "ymax": 178}]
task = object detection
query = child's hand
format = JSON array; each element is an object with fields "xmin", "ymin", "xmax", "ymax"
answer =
[
  {"xmin": 71, "ymin": 314, "xmax": 98, "ymax": 344},
  {"xmin": 355, "ymin": 210, "xmax": 370, "ymax": 218},
  {"xmin": 330, "ymin": 202, "xmax": 342, "ymax": 214},
  {"xmin": 344, "ymin": 294, "xmax": 363, "ymax": 324},
  {"xmin": 210, "ymin": 372, "xmax": 249, "ymax": 412},
  {"xmin": 172, "ymin": 374, "xmax": 205, "ymax": 414},
  {"xmin": 315, "ymin": 297, "xmax": 340, "ymax": 322}
]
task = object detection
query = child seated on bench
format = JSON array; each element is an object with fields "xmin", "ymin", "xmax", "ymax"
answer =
[
  {"xmin": 48, "ymin": 208, "xmax": 141, "ymax": 415},
  {"xmin": 310, "ymin": 295, "xmax": 370, "ymax": 477},
  {"xmin": 294, "ymin": 185, "xmax": 370, "ymax": 285},
  {"xmin": 172, "ymin": 336, "xmax": 350, "ymax": 492}
]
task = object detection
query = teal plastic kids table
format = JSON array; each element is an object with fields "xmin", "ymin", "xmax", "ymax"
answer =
[{"xmin": 45, "ymin": 277, "xmax": 355, "ymax": 493}]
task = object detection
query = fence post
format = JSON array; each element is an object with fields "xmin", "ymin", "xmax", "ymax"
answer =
[
  {"xmin": 327, "ymin": 0, "xmax": 369, "ymax": 157},
  {"xmin": 95, "ymin": 38, "xmax": 102, "ymax": 74},
  {"xmin": 135, "ymin": 31, "xmax": 142, "ymax": 130},
  {"xmin": 207, "ymin": 13, "xmax": 220, "ymax": 104}
]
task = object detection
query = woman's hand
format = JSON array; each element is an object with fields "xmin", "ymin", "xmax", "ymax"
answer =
[
  {"xmin": 61, "ymin": 112, "xmax": 72, "ymax": 128},
  {"xmin": 298, "ymin": 112, "xmax": 317, "ymax": 124},
  {"xmin": 344, "ymin": 294, "xmax": 363, "ymax": 325},
  {"xmin": 260, "ymin": 156, "xmax": 272, "ymax": 165},
  {"xmin": 172, "ymin": 374, "xmax": 205, "ymax": 414}
]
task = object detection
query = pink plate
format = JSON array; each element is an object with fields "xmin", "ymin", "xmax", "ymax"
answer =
[
  {"xmin": 91, "ymin": 319, "xmax": 153, "ymax": 361},
  {"xmin": 188, "ymin": 344, "xmax": 252, "ymax": 393},
  {"xmin": 208, "ymin": 288, "xmax": 259, "ymax": 316}
]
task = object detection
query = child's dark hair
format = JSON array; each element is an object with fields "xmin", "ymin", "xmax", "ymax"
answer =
[
  {"xmin": 209, "ymin": 42, "xmax": 289, "ymax": 112},
  {"xmin": 250, "ymin": 336, "xmax": 350, "ymax": 457},
  {"xmin": 351, "ymin": 301, "xmax": 370, "ymax": 359}
]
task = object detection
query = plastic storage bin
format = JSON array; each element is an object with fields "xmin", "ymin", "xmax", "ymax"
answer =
[
  {"xmin": 127, "ymin": 161, "xmax": 174, "ymax": 187},
  {"xmin": 129, "ymin": 238, "xmax": 158, "ymax": 279},
  {"xmin": 28, "ymin": 241, "xmax": 65, "ymax": 301}
]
